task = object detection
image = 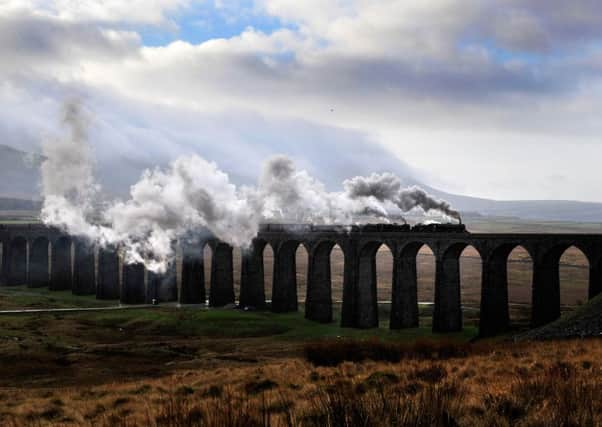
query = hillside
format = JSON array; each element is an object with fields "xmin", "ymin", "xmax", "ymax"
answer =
[
  {"xmin": 518, "ymin": 293, "xmax": 602, "ymax": 340},
  {"xmin": 428, "ymin": 187, "xmax": 602, "ymax": 222},
  {"xmin": 0, "ymin": 197, "xmax": 40, "ymax": 211}
]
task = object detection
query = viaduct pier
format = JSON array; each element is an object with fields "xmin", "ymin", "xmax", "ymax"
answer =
[{"xmin": 1, "ymin": 223, "xmax": 601, "ymax": 337}]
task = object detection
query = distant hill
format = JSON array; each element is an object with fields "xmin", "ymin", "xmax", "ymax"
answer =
[
  {"xmin": 0, "ymin": 143, "xmax": 601, "ymax": 223},
  {"xmin": 0, "ymin": 197, "xmax": 40, "ymax": 211},
  {"xmin": 0, "ymin": 144, "xmax": 43, "ymax": 200},
  {"xmin": 426, "ymin": 188, "xmax": 602, "ymax": 223}
]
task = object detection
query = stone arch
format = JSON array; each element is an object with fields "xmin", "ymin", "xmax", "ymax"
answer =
[
  {"xmin": 459, "ymin": 245, "xmax": 483, "ymax": 327},
  {"xmin": 296, "ymin": 242, "xmax": 309, "ymax": 305},
  {"xmin": 262, "ymin": 241, "xmax": 275, "ymax": 302},
  {"xmin": 7, "ymin": 236, "xmax": 27, "ymax": 286},
  {"xmin": 354, "ymin": 241, "xmax": 394, "ymax": 329},
  {"xmin": 433, "ymin": 243, "xmax": 483, "ymax": 333},
  {"xmin": 203, "ymin": 242, "xmax": 213, "ymax": 290},
  {"xmin": 501, "ymin": 245, "xmax": 534, "ymax": 328},
  {"xmin": 531, "ymin": 243, "xmax": 589, "ymax": 327},
  {"xmin": 558, "ymin": 245, "xmax": 590, "ymax": 312},
  {"xmin": 330, "ymin": 243, "xmax": 345, "ymax": 310},
  {"xmin": 51, "ymin": 236, "xmax": 72, "ymax": 290},
  {"xmin": 232, "ymin": 246, "xmax": 243, "ymax": 300},
  {"xmin": 30, "ymin": 236, "xmax": 50, "ymax": 288},
  {"xmin": 376, "ymin": 242, "xmax": 394, "ymax": 304},
  {"xmin": 416, "ymin": 244, "xmax": 436, "ymax": 308}
]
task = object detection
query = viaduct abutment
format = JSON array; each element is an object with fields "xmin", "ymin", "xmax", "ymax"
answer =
[{"xmin": 1, "ymin": 224, "xmax": 601, "ymax": 337}]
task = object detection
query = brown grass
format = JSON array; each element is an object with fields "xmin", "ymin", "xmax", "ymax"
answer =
[
  {"xmin": 303, "ymin": 338, "xmax": 477, "ymax": 366},
  {"xmin": 2, "ymin": 338, "xmax": 602, "ymax": 426}
]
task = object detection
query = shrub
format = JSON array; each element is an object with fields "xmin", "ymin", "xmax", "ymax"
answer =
[{"xmin": 304, "ymin": 338, "xmax": 476, "ymax": 367}]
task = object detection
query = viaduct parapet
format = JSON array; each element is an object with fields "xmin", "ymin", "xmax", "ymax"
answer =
[{"xmin": 1, "ymin": 223, "xmax": 601, "ymax": 337}]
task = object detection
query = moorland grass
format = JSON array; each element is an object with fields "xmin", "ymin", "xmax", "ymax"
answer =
[{"xmin": 0, "ymin": 285, "xmax": 118, "ymax": 309}]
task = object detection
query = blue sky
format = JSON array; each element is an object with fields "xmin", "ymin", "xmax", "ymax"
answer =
[{"xmin": 139, "ymin": 2, "xmax": 289, "ymax": 46}]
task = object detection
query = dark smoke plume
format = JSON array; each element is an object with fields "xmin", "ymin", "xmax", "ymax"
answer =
[{"xmin": 344, "ymin": 172, "xmax": 461, "ymax": 220}]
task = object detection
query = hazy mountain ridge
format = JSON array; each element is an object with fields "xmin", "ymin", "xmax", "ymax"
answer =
[
  {"xmin": 425, "ymin": 188, "xmax": 602, "ymax": 222},
  {"xmin": 0, "ymin": 144, "xmax": 44, "ymax": 200},
  {"xmin": 1, "ymin": 144, "xmax": 601, "ymax": 223}
]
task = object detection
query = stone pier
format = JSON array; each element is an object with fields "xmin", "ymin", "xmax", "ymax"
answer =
[
  {"xmin": 73, "ymin": 240, "xmax": 95, "ymax": 295},
  {"xmin": 432, "ymin": 246, "xmax": 463, "ymax": 333},
  {"xmin": 29, "ymin": 237, "xmax": 50, "ymax": 288},
  {"xmin": 271, "ymin": 241, "xmax": 299, "ymax": 313},
  {"xmin": 51, "ymin": 237, "xmax": 72, "ymax": 291},
  {"xmin": 390, "ymin": 243, "xmax": 421, "ymax": 329},
  {"xmin": 181, "ymin": 243, "xmax": 205, "ymax": 305},
  {"xmin": 239, "ymin": 241, "xmax": 266, "ymax": 308},
  {"xmin": 97, "ymin": 247, "xmax": 120, "ymax": 300},
  {"xmin": 121, "ymin": 263, "xmax": 146, "ymax": 305},
  {"xmin": 209, "ymin": 242, "xmax": 235, "ymax": 307},
  {"xmin": 305, "ymin": 242, "xmax": 333, "ymax": 323}
]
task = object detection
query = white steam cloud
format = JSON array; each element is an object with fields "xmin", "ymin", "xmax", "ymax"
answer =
[{"xmin": 40, "ymin": 101, "xmax": 460, "ymax": 272}]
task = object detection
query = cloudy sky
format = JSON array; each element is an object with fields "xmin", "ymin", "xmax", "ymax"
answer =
[{"xmin": 1, "ymin": 1, "xmax": 601, "ymax": 202}]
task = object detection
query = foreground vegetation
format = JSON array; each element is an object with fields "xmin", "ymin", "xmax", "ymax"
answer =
[
  {"xmin": 0, "ymin": 331, "xmax": 600, "ymax": 426},
  {"xmin": 0, "ymin": 303, "xmax": 599, "ymax": 425}
]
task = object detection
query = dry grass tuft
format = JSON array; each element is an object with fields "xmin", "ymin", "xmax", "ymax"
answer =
[
  {"xmin": 303, "ymin": 338, "xmax": 478, "ymax": 366},
  {"xmin": 2, "ymin": 339, "xmax": 602, "ymax": 426}
]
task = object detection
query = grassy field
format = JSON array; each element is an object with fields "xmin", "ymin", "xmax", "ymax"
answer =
[
  {"xmin": 0, "ymin": 285, "xmax": 118, "ymax": 310},
  {"xmin": 0, "ymin": 305, "xmax": 598, "ymax": 426},
  {"xmin": 0, "ymin": 306, "xmax": 476, "ymax": 389}
]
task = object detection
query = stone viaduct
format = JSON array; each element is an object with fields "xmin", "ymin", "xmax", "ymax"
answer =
[{"xmin": 1, "ymin": 223, "xmax": 601, "ymax": 337}]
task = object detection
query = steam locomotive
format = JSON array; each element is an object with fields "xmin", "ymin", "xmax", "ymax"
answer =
[
  {"xmin": 358, "ymin": 222, "xmax": 467, "ymax": 233},
  {"xmin": 358, "ymin": 223, "xmax": 411, "ymax": 232},
  {"xmin": 260, "ymin": 222, "xmax": 468, "ymax": 233},
  {"xmin": 411, "ymin": 222, "xmax": 467, "ymax": 233}
]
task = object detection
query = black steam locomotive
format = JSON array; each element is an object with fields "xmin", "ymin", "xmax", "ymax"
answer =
[
  {"xmin": 357, "ymin": 222, "xmax": 467, "ymax": 233},
  {"xmin": 260, "ymin": 222, "xmax": 467, "ymax": 233},
  {"xmin": 358, "ymin": 223, "xmax": 411, "ymax": 232},
  {"xmin": 411, "ymin": 222, "xmax": 467, "ymax": 233}
]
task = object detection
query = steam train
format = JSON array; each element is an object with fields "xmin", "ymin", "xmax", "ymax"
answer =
[
  {"xmin": 357, "ymin": 223, "xmax": 411, "ymax": 232},
  {"xmin": 260, "ymin": 222, "xmax": 468, "ymax": 233},
  {"xmin": 359, "ymin": 222, "xmax": 467, "ymax": 233},
  {"xmin": 411, "ymin": 222, "xmax": 467, "ymax": 233}
]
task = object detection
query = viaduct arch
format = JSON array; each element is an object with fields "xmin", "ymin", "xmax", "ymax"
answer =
[{"xmin": 1, "ymin": 223, "xmax": 601, "ymax": 337}]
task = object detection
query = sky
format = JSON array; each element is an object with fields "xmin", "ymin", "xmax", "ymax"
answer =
[{"xmin": 1, "ymin": 0, "xmax": 601, "ymax": 202}]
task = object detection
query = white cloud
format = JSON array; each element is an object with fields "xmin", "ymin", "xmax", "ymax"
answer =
[
  {"xmin": 2, "ymin": 1, "xmax": 602, "ymax": 202},
  {"xmin": 0, "ymin": 0, "xmax": 190, "ymax": 26}
]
